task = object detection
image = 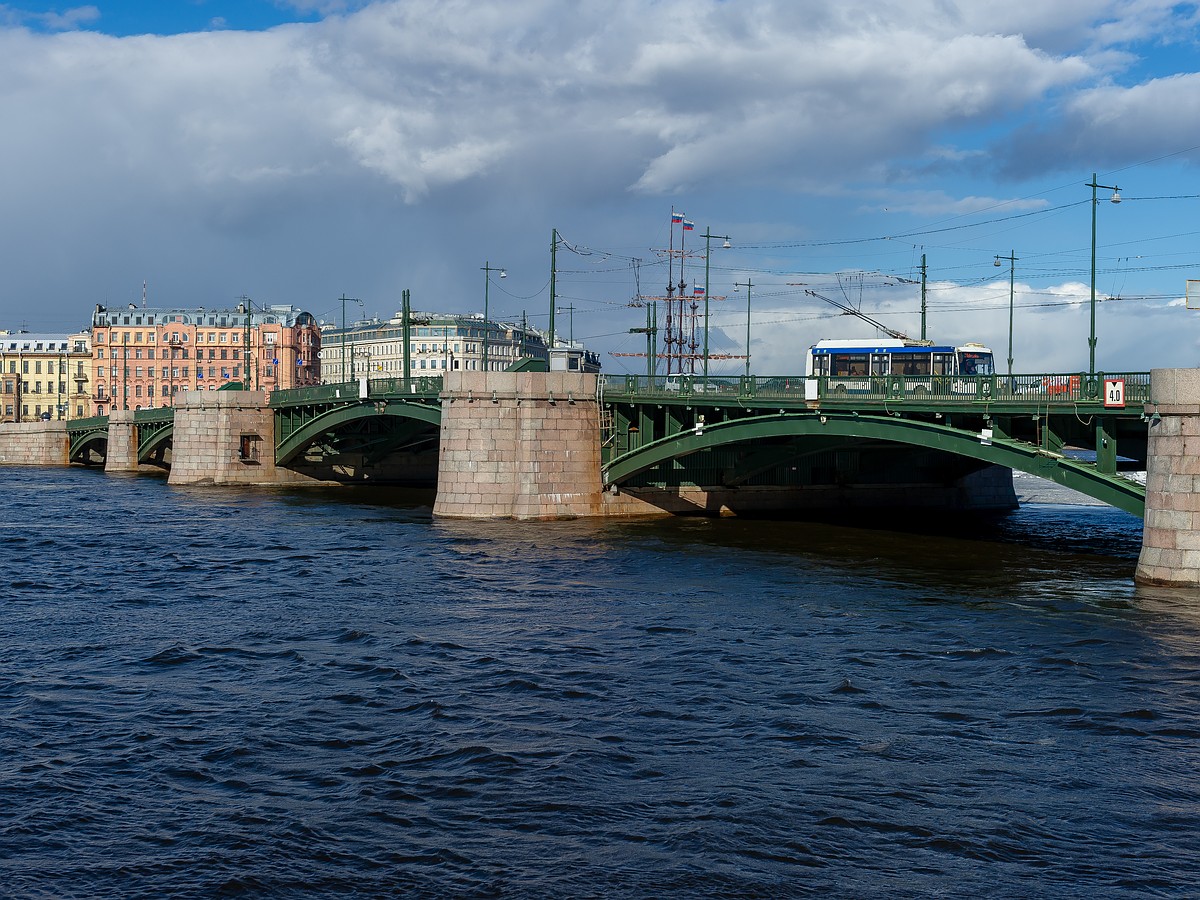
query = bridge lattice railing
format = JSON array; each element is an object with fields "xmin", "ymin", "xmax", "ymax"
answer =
[{"xmin": 601, "ymin": 373, "xmax": 1151, "ymax": 407}]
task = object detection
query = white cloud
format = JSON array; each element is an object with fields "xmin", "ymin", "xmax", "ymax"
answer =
[{"xmin": 0, "ymin": 0, "xmax": 1196, "ymax": 366}]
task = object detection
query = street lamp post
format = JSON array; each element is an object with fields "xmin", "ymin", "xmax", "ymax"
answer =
[
  {"xmin": 480, "ymin": 262, "xmax": 506, "ymax": 372},
  {"xmin": 340, "ymin": 294, "xmax": 363, "ymax": 382},
  {"xmin": 734, "ymin": 279, "xmax": 753, "ymax": 377},
  {"xmin": 1087, "ymin": 172, "xmax": 1122, "ymax": 376},
  {"xmin": 702, "ymin": 227, "xmax": 731, "ymax": 382},
  {"xmin": 556, "ymin": 304, "xmax": 576, "ymax": 343},
  {"xmin": 994, "ymin": 251, "xmax": 1018, "ymax": 378}
]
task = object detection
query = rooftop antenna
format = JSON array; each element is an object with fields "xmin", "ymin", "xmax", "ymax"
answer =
[{"xmin": 142, "ymin": 280, "xmax": 147, "ymax": 307}]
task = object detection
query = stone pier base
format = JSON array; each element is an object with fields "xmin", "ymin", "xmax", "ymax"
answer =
[
  {"xmin": 104, "ymin": 410, "xmax": 139, "ymax": 472},
  {"xmin": 168, "ymin": 390, "xmax": 314, "ymax": 486},
  {"xmin": 433, "ymin": 371, "xmax": 603, "ymax": 519},
  {"xmin": 1136, "ymin": 369, "xmax": 1200, "ymax": 586}
]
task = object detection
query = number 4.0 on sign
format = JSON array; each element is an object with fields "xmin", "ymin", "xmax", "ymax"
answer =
[{"xmin": 1104, "ymin": 378, "xmax": 1125, "ymax": 408}]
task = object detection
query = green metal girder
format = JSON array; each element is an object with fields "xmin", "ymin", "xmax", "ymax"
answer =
[
  {"xmin": 602, "ymin": 411, "xmax": 1145, "ymax": 517},
  {"xmin": 722, "ymin": 436, "xmax": 862, "ymax": 487},
  {"xmin": 275, "ymin": 401, "xmax": 441, "ymax": 465},
  {"xmin": 137, "ymin": 423, "xmax": 174, "ymax": 462},
  {"xmin": 69, "ymin": 430, "xmax": 108, "ymax": 463}
]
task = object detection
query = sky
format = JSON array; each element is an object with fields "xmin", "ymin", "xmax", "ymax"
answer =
[{"xmin": 2, "ymin": 0, "xmax": 1200, "ymax": 376}]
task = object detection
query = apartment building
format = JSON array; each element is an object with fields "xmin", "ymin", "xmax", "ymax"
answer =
[
  {"xmin": 320, "ymin": 311, "xmax": 550, "ymax": 383},
  {"xmin": 90, "ymin": 302, "xmax": 321, "ymax": 415},
  {"xmin": 0, "ymin": 331, "xmax": 91, "ymax": 422}
]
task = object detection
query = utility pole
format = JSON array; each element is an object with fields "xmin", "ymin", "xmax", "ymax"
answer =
[
  {"xmin": 402, "ymin": 288, "xmax": 411, "ymax": 391},
  {"xmin": 919, "ymin": 254, "xmax": 928, "ymax": 340},
  {"xmin": 549, "ymin": 229, "xmax": 558, "ymax": 354},
  {"xmin": 241, "ymin": 296, "xmax": 252, "ymax": 390},
  {"xmin": 702, "ymin": 226, "xmax": 731, "ymax": 381}
]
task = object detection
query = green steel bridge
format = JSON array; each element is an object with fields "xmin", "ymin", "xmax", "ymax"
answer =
[{"xmin": 65, "ymin": 370, "xmax": 1152, "ymax": 516}]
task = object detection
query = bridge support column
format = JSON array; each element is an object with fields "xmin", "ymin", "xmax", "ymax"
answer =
[
  {"xmin": 434, "ymin": 371, "xmax": 603, "ymax": 520},
  {"xmin": 1136, "ymin": 369, "xmax": 1200, "ymax": 586},
  {"xmin": 104, "ymin": 410, "xmax": 139, "ymax": 472},
  {"xmin": 168, "ymin": 390, "xmax": 312, "ymax": 486}
]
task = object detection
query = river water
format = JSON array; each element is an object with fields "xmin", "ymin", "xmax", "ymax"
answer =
[{"xmin": 2, "ymin": 468, "xmax": 1198, "ymax": 898}]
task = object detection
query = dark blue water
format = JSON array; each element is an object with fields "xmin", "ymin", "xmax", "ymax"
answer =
[{"xmin": 2, "ymin": 468, "xmax": 1199, "ymax": 898}]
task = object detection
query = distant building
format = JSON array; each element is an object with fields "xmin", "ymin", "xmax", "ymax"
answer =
[
  {"xmin": 90, "ymin": 302, "xmax": 321, "ymax": 415},
  {"xmin": 320, "ymin": 311, "xmax": 552, "ymax": 382},
  {"xmin": 550, "ymin": 341, "xmax": 602, "ymax": 374},
  {"xmin": 0, "ymin": 331, "xmax": 91, "ymax": 423}
]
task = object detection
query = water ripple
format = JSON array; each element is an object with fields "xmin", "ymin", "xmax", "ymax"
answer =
[{"xmin": 1, "ymin": 468, "xmax": 1198, "ymax": 898}]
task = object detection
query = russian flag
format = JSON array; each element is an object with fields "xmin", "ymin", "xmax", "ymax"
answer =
[
  {"xmin": 682, "ymin": 220, "xmax": 695, "ymax": 231},
  {"xmin": 693, "ymin": 284, "xmax": 705, "ymax": 296},
  {"xmin": 671, "ymin": 212, "xmax": 684, "ymax": 223}
]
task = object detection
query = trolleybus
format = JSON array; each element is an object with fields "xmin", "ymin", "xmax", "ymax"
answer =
[{"xmin": 805, "ymin": 339, "xmax": 995, "ymax": 396}]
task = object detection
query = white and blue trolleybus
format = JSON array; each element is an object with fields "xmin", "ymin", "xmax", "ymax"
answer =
[{"xmin": 805, "ymin": 339, "xmax": 995, "ymax": 398}]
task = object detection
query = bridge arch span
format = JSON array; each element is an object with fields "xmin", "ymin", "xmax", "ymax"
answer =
[
  {"xmin": 69, "ymin": 430, "xmax": 108, "ymax": 465},
  {"xmin": 603, "ymin": 411, "xmax": 1144, "ymax": 517},
  {"xmin": 276, "ymin": 400, "xmax": 441, "ymax": 466}
]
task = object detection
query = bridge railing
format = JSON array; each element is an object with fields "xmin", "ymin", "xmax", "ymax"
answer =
[
  {"xmin": 271, "ymin": 376, "xmax": 443, "ymax": 407},
  {"xmin": 133, "ymin": 407, "xmax": 175, "ymax": 425},
  {"xmin": 601, "ymin": 372, "xmax": 1152, "ymax": 406}
]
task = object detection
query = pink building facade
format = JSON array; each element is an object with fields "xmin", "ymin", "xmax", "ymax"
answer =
[{"xmin": 90, "ymin": 303, "xmax": 321, "ymax": 415}]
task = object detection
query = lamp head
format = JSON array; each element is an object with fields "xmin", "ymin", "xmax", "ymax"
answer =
[
  {"xmin": 1110, "ymin": 189, "xmax": 1121, "ymax": 204},
  {"xmin": 499, "ymin": 269, "xmax": 507, "ymax": 278},
  {"xmin": 994, "ymin": 257, "xmax": 1002, "ymax": 267},
  {"xmin": 722, "ymin": 239, "xmax": 732, "ymax": 249}
]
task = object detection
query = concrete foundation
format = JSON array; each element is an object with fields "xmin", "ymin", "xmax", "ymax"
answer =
[
  {"xmin": 0, "ymin": 420, "xmax": 69, "ymax": 466},
  {"xmin": 434, "ymin": 371, "xmax": 603, "ymax": 520},
  {"xmin": 168, "ymin": 389, "xmax": 315, "ymax": 486},
  {"xmin": 1136, "ymin": 369, "xmax": 1200, "ymax": 585}
]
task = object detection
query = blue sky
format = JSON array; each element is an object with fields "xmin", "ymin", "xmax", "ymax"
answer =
[
  {"xmin": 0, "ymin": 1, "xmax": 327, "ymax": 34},
  {"xmin": 1, "ymin": 1, "xmax": 1199, "ymax": 374}
]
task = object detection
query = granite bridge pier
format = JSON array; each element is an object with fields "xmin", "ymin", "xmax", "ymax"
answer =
[{"xmin": 1, "ymin": 368, "xmax": 1197, "ymax": 585}]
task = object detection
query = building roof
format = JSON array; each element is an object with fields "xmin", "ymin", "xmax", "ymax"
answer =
[
  {"xmin": 93, "ymin": 304, "xmax": 314, "ymax": 328},
  {"xmin": 0, "ymin": 333, "xmax": 82, "ymax": 352}
]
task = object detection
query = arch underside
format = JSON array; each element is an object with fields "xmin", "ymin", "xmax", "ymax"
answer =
[
  {"xmin": 69, "ymin": 431, "xmax": 108, "ymax": 465},
  {"xmin": 276, "ymin": 402, "xmax": 442, "ymax": 467},
  {"xmin": 138, "ymin": 425, "xmax": 173, "ymax": 465},
  {"xmin": 603, "ymin": 413, "xmax": 1145, "ymax": 517}
]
